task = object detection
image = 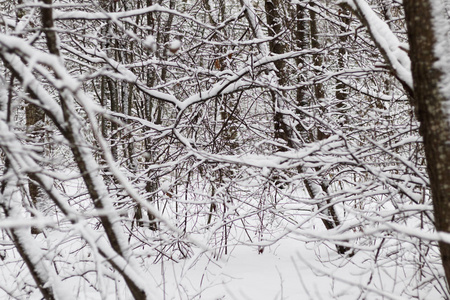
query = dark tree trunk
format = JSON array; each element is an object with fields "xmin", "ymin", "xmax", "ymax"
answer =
[{"xmin": 404, "ymin": 0, "xmax": 450, "ymax": 287}]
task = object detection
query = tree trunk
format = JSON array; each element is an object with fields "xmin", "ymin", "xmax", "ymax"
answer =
[{"xmin": 403, "ymin": 0, "xmax": 450, "ymax": 287}]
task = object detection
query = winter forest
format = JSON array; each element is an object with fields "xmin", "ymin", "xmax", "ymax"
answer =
[{"xmin": 1, "ymin": 0, "xmax": 450, "ymax": 299}]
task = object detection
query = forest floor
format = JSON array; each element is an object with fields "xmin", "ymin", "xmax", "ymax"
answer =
[{"xmin": 148, "ymin": 238, "xmax": 380, "ymax": 300}]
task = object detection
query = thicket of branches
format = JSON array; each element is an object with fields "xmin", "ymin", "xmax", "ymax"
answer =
[{"xmin": 0, "ymin": 0, "xmax": 447, "ymax": 299}]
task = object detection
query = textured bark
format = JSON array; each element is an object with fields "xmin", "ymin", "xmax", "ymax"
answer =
[
  {"xmin": 265, "ymin": 0, "xmax": 287, "ymax": 85},
  {"xmin": 265, "ymin": 0, "xmax": 290, "ymax": 147},
  {"xmin": 335, "ymin": 7, "xmax": 350, "ymax": 104},
  {"xmin": 41, "ymin": 0, "xmax": 60, "ymax": 56},
  {"xmin": 309, "ymin": 3, "xmax": 325, "ymax": 101},
  {"xmin": 25, "ymin": 106, "xmax": 44, "ymax": 213},
  {"xmin": 295, "ymin": 3, "xmax": 307, "ymax": 109},
  {"xmin": 403, "ymin": 0, "xmax": 450, "ymax": 287}
]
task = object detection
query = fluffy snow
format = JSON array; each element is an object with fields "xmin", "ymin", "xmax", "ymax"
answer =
[
  {"xmin": 340, "ymin": 0, "xmax": 413, "ymax": 90},
  {"xmin": 168, "ymin": 39, "xmax": 181, "ymax": 54},
  {"xmin": 430, "ymin": 0, "xmax": 450, "ymax": 120},
  {"xmin": 144, "ymin": 35, "xmax": 157, "ymax": 52},
  {"xmin": 144, "ymin": 236, "xmax": 441, "ymax": 300}
]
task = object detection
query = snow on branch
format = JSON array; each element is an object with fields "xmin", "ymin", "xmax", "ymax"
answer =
[
  {"xmin": 53, "ymin": 4, "xmax": 215, "ymax": 30},
  {"xmin": 339, "ymin": 0, "xmax": 413, "ymax": 94},
  {"xmin": 430, "ymin": 0, "xmax": 450, "ymax": 114}
]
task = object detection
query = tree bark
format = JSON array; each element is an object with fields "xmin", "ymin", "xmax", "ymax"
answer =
[{"xmin": 403, "ymin": 0, "xmax": 450, "ymax": 287}]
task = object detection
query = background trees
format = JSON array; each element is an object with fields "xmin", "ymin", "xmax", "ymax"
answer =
[{"xmin": 0, "ymin": 0, "xmax": 447, "ymax": 299}]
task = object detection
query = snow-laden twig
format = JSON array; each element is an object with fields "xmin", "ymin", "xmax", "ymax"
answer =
[
  {"xmin": 0, "ymin": 39, "xmax": 160, "ymax": 300},
  {"xmin": 0, "ymin": 124, "xmax": 75, "ymax": 300},
  {"xmin": 0, "ymin": 101, "xmax": 163, "ymax": 299},
  {"xmin": 339, "ymin": 0, "xmax": 413, "ymax": 93},
  {"xmin": 295, "ymin": 252, "xmax": 408, "ymax": 300},
  {"xmin": 53, "ymin": 3, "xmax": 215, "ymax": 30}
]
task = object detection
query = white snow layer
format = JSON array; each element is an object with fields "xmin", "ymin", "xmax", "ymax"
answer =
[
  {"xmin": 430, "ymin": 0, "xmax": 450, "ymax": 120},
  {"xmin": 341, "ymin": 0, "xmax": 413, "ymax": 90}
]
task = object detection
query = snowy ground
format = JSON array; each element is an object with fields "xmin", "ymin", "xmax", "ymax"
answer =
[
  {"xmin": 147, "ymin": 239, "xmax": 381, "ymax": 300},
  {"xmin": 0, "ymin": 174, "xmax": 444, "ymax": 299},
  {"xmin": 0, "ymin": 222, "xmax": 445, "ymax": 299}
]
